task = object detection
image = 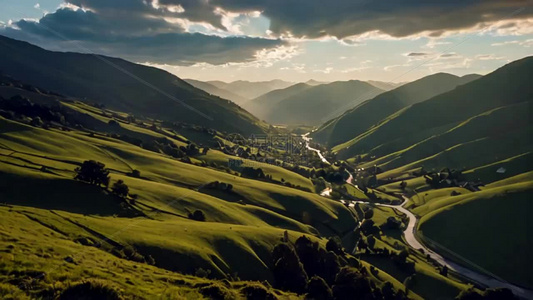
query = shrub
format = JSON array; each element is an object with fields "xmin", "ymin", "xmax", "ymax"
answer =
[{"xmin": 58, "ymin": 280, "xmax": 122, "ymax": 300}]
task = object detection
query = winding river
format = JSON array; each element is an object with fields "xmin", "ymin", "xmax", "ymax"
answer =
[{"xmin": 302, "ymin": 133, "xmax": 533, "ymax": 299}]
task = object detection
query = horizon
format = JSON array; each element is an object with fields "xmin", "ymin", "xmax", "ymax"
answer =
[{"xmin": 0, "ymin": 0, "xmax": 531, "ymax": 83}]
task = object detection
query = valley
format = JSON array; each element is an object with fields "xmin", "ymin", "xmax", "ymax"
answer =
[{"xmin": 0, "ymin": 30, "xmax": 531, "ymax": 300}]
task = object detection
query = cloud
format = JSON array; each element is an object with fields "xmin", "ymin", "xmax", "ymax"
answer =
[
  {"xmin": 492, "ymin": 39, "xmax": 533, "ymax": 47},
  {"xmin": 152, "ymin": 0, "xmax": 533, "ymax": 39},
  {"xmin": 407, "ymin": 52, "xmax": 430, "ymax": 57},
  {"xmin": 475, "ymin": 54, "xmax": 506, "ymax": 61},
  {"xmin": 34, "ymin": 3, "xmax": 40, "ymax": 9},
  {"xmin": 0, "ymin": 1, "xmax": 285, "ymax": 65}
]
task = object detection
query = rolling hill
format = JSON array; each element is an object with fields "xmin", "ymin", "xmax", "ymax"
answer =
[
  {"xmin": 312, "ymin": 73, "xmax": 481, "ymax": 146},
  {"xmin": 246, "ymin": 80, "xmax": 384, "ymax": 126},
  {"xmin": 0, "ymin": 35, "xmax": 267, "ymax": 136}
]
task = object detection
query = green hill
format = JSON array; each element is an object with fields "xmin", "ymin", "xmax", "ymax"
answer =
[
  {"xmin": 334, "ymin": 57, "xmax": 532, "ymax": 177},
  {"xmin": 312, "ymin": 73, "xmax": 481, "ymax": 146},
  {"xmin": 255, "ymin": 80, "xmax": 384, "ymax": 125},
  {"xmin": 0, "ymin": 35, "xmax": 267, "ymax": 136}
]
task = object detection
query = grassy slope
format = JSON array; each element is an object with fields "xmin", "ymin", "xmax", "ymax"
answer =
[
  {"xmin": 0, "ymin": 205, "xmax": 298, "ymax": 299},
  {"xmin": 334, "ymin": 57, "xmax": 532, "ymax": 170},
  {"xmin": 418, "ymin": 184, "xmax": 533, "ymax": 289}
]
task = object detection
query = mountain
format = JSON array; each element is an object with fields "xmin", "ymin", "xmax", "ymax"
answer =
[
  {"xmin": 206, "ymin": 79, "xmax": 295, "ymax": 99},
  {"xmin": 312, "ymin": 73, "xmax": 482, "ymax": 146},
  {"xmin": 332, "ymin": 57, "xmax": 532, "ymax": 174},
  {"xmin": 243, "ymin": 83, "xmax": 313, "ymax": 120},
  {"xmin": 0, "ymin": 35, "xmax": 267, "ymax": 135},
  {"xmin": 305, "ymin": 79, "xmax": 328, "ymax": 86},
  {"xmin": 254, "ymin": 80, "xmax": 384, "ymax": 125},
  {"xmin": 184, "ymin": 79, "xmax": 249, "ymax": 105},
  {"xmin": 367, "ymin": 80, "xmax": 406, "ymax": 91}
]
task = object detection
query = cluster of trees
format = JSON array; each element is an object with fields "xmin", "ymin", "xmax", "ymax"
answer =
[
  {"xmin": 0, "ymin": 95, "xmax": 74, "ymax": 129},
  {"xmin": 271, "ymin": 236, "xmax": 408, "ymax": 299},
  {"xmin": 74, "ymin": 160, "xmax": 131, "ymax": 200}
]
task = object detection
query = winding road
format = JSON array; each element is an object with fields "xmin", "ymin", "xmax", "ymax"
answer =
[{"xmin": 302, "ymin": 133, "xmax": 533, "ymax": 299}]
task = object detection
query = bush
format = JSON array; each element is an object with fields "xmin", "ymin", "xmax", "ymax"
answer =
[
  {"xmin": 58, "ymin": 281, "xmax": 122, "ymax": 300},
  {"xmin": 74, "ymin": 160, "xmax": 110, "ymax": 187}
]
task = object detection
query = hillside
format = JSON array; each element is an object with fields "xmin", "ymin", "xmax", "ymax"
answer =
[
  {"xmin": 312, "ymin": 73, "xmax": 481, "ymax": 146},
  {"xmin": 243, "ymin": 83, "xmax": 313, "ymax": 120},
  {"xmin": 0, "ymin": 35, "xmax": 267, "ymax": 136},
  {"xmin": 184, "ymin": 79, "xmax": 250, "ymax": 105},
  {"xmin": 333, "ymin": 57, "xmax": 532, "ymax": 174},
  {"xmin": 252, "ymin": 80, "xmax": 384, "ymax": 126},
  {"xmin": 207, "ymin": 79, "xmax": 295, "ymax": 99}
]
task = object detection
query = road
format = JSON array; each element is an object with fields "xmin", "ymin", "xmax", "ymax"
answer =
[{"xmin": 303, "ymin": 133, "xmax": 533, "ymax": 299}]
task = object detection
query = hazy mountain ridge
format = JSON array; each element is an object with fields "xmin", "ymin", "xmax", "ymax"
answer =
[
  {"xmin": 184, "ymin": 78, "xmax": 250, "ymax": 105},
  {"xmin": 245, "ymin": 80, "xmax": 384, "ymax": 125},
  {"xmin": 206, "ymin": 79, "xmax": 295, "ymax": 99}
]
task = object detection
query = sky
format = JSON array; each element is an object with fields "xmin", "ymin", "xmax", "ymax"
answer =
[{"xmin": 0, "ymin": 0, "xmax": 532, "ymax": 83}]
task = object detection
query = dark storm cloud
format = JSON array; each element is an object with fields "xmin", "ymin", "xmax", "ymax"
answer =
[
  {"xmin": 0, "ymin": 2, "xmax": 284, "ymax": 65},
  {"xmin": 167, "ymin": 0, "xmax": 531, "ymax": 38}
]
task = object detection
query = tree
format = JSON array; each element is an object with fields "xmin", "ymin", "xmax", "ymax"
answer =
[
  {"xmin": 440, "ymin": 265, "xmax": 448, "ymax": 277},
  {"xmin": 332, "ymin": 267, "xmax": 373, "ymax": 300},
  {"xmin": 364, "ymin": 209, "xmax": 374, "ymax": 219},
  {"xmin": 455, "ymin": 289, "xmax": 483, "ymax": 300},
  {"xmin": 111, "ymin": 180, "xmax": 129, "ymax": 198},
  {"xmin": 306, "ymin": 276, "xmax": 332, "ymax": 300},
  {"xmin": 74, "ymin": 160, "xmax": 110, "ymax": 187},
  {"xmin": 272, "ymin": 243, "xmax": 308, "ymax": 294},
  {"xmin": 189, "ymin": 210, "xmax": 206, "ymax": 221},
  {"xmin": 326, "ymin": 237, "xmax": 342, "ymax": 254}
]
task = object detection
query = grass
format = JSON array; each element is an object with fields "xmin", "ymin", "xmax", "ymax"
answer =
[
  {"xmin": 418, "ymin": 185, "xmax": 533, "ymax": 289},
  {"xmin": 0, "ymin": 205, "xmax": 298, "ymax": 299}
]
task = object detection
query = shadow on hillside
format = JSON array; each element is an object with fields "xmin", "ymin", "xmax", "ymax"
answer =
[{"xmin": 0, "ymin": 171, "xmax": 136, "ymax": 216}]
